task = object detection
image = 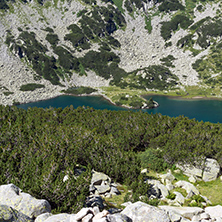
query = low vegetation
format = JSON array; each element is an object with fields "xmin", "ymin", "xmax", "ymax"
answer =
[
  {"xmin": 20, "ymin": 83, "xmax": 45, "ymax": 91},
  {"xmin": 61, "ymin": 87, "xmax": 97, "ymax": 95},
  {"xmin": 1, "ymin": 105, "xmax": 222, "ymax": 213}
]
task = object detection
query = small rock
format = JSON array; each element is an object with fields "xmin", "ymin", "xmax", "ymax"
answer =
[
  {"xmin": 0, "ymin": 205, "xmax": 33, "ymax": 222},
  {"xmin": 173, "ymin": 192, "xmax": 185, "ymax": 205},
  {"xmin": 186, "ymin": 190, "xmax": 196, "ymax": 199},
  {"xmin": 35, "ymin": 212, "xmax": 52, "ymax": 222},
  {"xmin": 95, "ymin": 185, "xmax": 111, "ymax": 194},
  {"xmin": 85, "ymin": 196, "xmax": 104, "ymax": 210},
  {"xmin": 92, "ymin": 207, "xmax": 100, "ymax": 215},
  {"xmin": 105, "ymin": 193, "xmax": 112, "ymax": 198},
  {"xmin": 107, "ymin": 213, "xmax": 132, "ymax": 222},
  {"xmin": 160, "ymin": 172, "xmax": 175, "ymax": 184},
  {"xmin": 120, "ymin": 202, "xmax": 132, "ymax": 207},
  {"xmin": 175, "ymin": 181, "xmax": 199, "ymax": 195},
  {"xmin": 166, "ymin": 184, "xmax": 174, "ymax": 191},
  {"xmin": 158, "ymin": 184, "xmax": 169, "ymax": 198},
  {"xmin": 44, "ymin": 213, "xmax": 70, "ymax": 222},
  {"xmin": 91, "ymin": 171, "xmax": 111, "ymax": 186},
  {"xmin": 82, "ymin": 213, "xmax": 94, "ymax": 222},
  {"xmin": 167, "ymin": 210, "xmax": 181, "ymax": 222},
  {"xmin": 63, "ymin": 175, "xmax": 69, "ymax": 182},
  {"xmin": 159, "ymin": 206, "xmax": 204, "ymax": 220},
  {"xmin": 75, "ymin": 208, "xmax": 94, "ymax": 221},
  {"xmin": 191, "ymin": 215, "xmax": 200, "ymax": 222},
  {"xmin": 141, "ymin": 169, "xmax": 148, "ymax": 174},
  {"xmin": 205, "ymin": 205, "xmax": 222, "ymax": 219},
  {"xmin": 107, "ymin": 208, "xmax": 122, "ymax": 214},
  {"xmin": 92, "ymin": 210, "xmax": 109, "ymax": 221},
  {"xmin": 200, "ymin": 212, "xmax": 210, "ymax": 220},
  {"xmin": 110, "ymin": 187, "xmax": 121, "ymax": 195},
  {"xmin": 188, "ymin": 175, "xmax": 196, "ymax": 183}
]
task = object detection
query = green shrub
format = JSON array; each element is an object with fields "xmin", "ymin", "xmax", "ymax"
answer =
[
  {"xmin": 161, "ymin": 15, "xmax": 193, "ymax": 41},
  {"xmin": 44, "ymin": 27, "xmax": 54, "ymax": 33},
  {"xmin": 139, "ymin": 148, "xmax": 169, "ymax": 172},
  {"xmin": 177, "ymin": 34, "xmax": 194, "ymax": 48},
  {"xmin": 46, "ymin": 33, "xmax": 59, "ymax": 46},
  {"xmin": 166, "ymin": 192, "xmax": 176, "ymax": 200},
  {"xmin": 0, "ymin": 0, "xmax": 9, "ymax": 9},
  {"xmin": 3, "ymin": 91, "xmax": 14, "ymax": 96},
  {"xmin": 77, "ymin": 9, "xmax": 87, "ymax": 17},
  {"xmin": 61, "ymin": 87, "xmax": 97, "ymax": 95},
  {"xmin": 158, "ymin": 0, "xmax": 185, "ymax": 12},
  {"xmin": 191, "ymin": 195, "xmax": 205, "ymax": 204},
  {"xmin": 54, "ymin": 46, "xmax": 80, "ymax": 71},
  {"xmin": 160, "ymin": 55, "xmax": 176, "ymax": 67},
  {"xmin": 20, "ymin": 83, "xmax": 45, "ymax": 91}
]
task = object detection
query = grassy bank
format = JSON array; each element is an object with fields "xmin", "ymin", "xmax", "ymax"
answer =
[{"xmin": 99, "ymin": 85, "xmax": 222, "ymax": 109}]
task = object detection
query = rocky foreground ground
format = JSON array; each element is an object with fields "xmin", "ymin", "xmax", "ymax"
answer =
[{"xmin": 1, "ymin": 160, "xmax": 222, "ymax": 222}]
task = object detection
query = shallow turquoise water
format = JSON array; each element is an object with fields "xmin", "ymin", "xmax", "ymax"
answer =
[{"xmin": 17, "ymin": 95, "xmax": 222, "ymax": 123}]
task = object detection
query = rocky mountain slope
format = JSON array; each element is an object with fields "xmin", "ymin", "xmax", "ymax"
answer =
[{"xmin": 0, "ymin": 0, "xmax": 221, "ymax": 107}]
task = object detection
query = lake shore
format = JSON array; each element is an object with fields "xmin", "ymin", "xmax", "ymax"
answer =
[{"xmin": 4, "ymin": 85, "xmax": 222, "ymax": 109}]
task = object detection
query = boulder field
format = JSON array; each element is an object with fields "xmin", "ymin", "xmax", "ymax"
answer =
[
  {"xmin": 1, "ymin": 159, "xmax": 222, "ymax": 222},
  {"xmin": 1, "ymin": 169, "xmax": 222, "ymax": 222}
]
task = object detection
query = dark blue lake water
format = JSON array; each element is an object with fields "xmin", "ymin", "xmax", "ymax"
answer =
[{"xmin": 17, "ymin": 95, "xmax": 222, "ymax": 123}]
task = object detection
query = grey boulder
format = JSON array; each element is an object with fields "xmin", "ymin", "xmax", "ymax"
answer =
[
  {"xmin": 107, "ymin": 213, "xmax": 132, "ymax": 222},
  {"xmin": 0, "ymin": 205, "xmax": 33, "ymax": 222},
  {"xmin": 121, "ymin": 201, "xmax": 170, "ymax": 222},
  {"xmin": 0, "ymin": 184, "xmax": 51, "ymax": 218},
  {"xmin": 202, "ymin": 158, "xmax": 220, "ymax": 182}
]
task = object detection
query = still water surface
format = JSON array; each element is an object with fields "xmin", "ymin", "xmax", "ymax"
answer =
[{"xmin": 17, "ymin": 95, "xmax": 222, "ymax": 123}]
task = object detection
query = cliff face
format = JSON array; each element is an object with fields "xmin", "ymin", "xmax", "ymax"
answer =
[{"xmin": 0, "ymin": 0, "xmax": 221, "ymax": 105}]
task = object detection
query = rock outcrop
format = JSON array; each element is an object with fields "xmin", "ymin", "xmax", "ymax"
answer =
[
  {"xmin": 1, "ymin": 182, "xmax": 222, "ymax": 222},
  {"xmin": 177, "ymin": 158, "xmax": 220, "ymax": 182},
  {"xmin": 0, "ymin": 184, "xmax": 51, "ymax": 219},
  {"xmin": 90, "ymin": 171, "xmax": 121, "ymax": 198},
  {"xmin": 121, "ymin": 201, "xmax": 171, "ymax": 222}
]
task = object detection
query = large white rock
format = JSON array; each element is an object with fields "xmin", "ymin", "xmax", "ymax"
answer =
[
  {"xmin": 160, "ymin": 172, "xmax": 175, "ymax": 184},
  {"xmin": 35, "ymin": 213, "xmax": 52, "ymax": 222},
  {"xmin": 173, "ymin": 192, "xmax": 185, "ymax": 205},
  {"xmin": 0, "ymin": 184, "xmax": 51, "ymax": 218},
  {"xmin": 75, "ymin": 208, "xmax": 94, "ymax": 221},
  {"xmin": 121, "ymin": 201, "xmax": 170, "ymax": 222},
  {"xmin": 176, "ymin": 163, "xmax": 203, "ymax": 178},
  {"xmin": 91, "ymin": 171, "xmax": 111, "ymax": 186},
  {"xmin": 0, "ymin": 205, "xmax": 33, "ymax": 222},
  {"xmin": 159, "ymin": 206, "xmax": 204, "ymax": 220},
  {"xmin": 158, "ymin": 184, "xmax": 169, "ymax": 198},
  {"xmin": 92, "ymin": 210, "xmax": 109, "ymax": 221},
  {"xmin": 106, "ymin": 213, "xmax": 132, "ymax": 222},
  {"xmin": 175, "ymin": 181, "xmax": 199, "ymax": 195},
  {"xmin": 202, "ymin": 158, "xmax": 220, "ymax": 182},
  {"xmin": 43, "ymin": 213, "xmax": 71, "ymax": 222},
  {"xmin": 177, "ymin": 158, "xmax": 220, "ymax": 182},
  {"xmin": 205, "ymin": 205, "xmax": 222, "ymax": 219}
]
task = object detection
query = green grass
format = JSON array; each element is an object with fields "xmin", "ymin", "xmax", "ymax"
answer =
[
  {"xmin": 185, "ymin": 0, "xmax": 196, "ymax": 15},
  {"xmin": 104, "ymin": 184, "xmax": 128, "ymax": 209},
  {"xmin": 145, "ymin": 15, "xmax": 152, "ymax": 34},
  {"xmin": 112, "ymin": 0, "xmax": 124, "ymax": 13},
  {"xmin": 197, "ymin": 179, "xmax": 222, "ymax": 205}
]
